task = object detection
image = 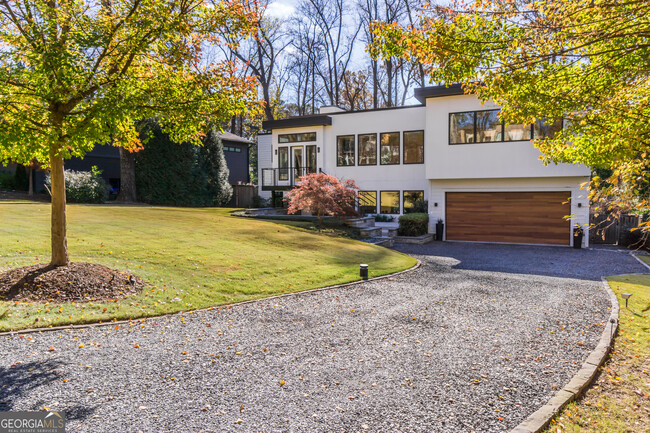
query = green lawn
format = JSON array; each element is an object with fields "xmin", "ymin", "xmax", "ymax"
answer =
[
  {"xmin": 543, "ymin": 271, "xmax": 650, "ymax": 432},
  {"xmin": 0, "ymin": 201, "xmax": 416, "ymax": 332}
]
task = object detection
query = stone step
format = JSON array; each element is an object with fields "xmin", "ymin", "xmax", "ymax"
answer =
[
  {"xmin": 382, "ymin": 227, "xmax": 398, "ymax": 238},
  {"xmin": 370, "ymin": 237, "xmax": 394, "ymax": 248},
  {"xmin": 360, "ymin": 226, "xmax": 382, "ymax": 237},
  {"xmin": 344, "ymin": 216, "xmax": 375, "ymax": 228}
]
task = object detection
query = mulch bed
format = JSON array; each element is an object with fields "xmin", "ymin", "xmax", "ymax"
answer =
[{"xmin": 0, "ymin": 263, "xmax": 144, "ymax": 303}]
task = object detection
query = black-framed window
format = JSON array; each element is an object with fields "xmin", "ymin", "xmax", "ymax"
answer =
[
  {"xmin": 450, "ymin": 110, "xmax": 564, "ymax": 144},
  {"xmin": 403, "ymin": 190, "xmax": 424, "ymax": 213},
  {"xmin": 359, "ymin": 191, "xmax": 377, "ymax": 214},
  {"xmin": 380, "ymin": 191, "xmax": 400, "ymax": 214},
  {"xmin": 278, "ymin": 132, "xmax": 316, "ymax": 143},
  {"xmin": 533, "ymin": 119, "xmax": 563, "ymax": 139},
  {"xmin": 278, "ymin": 147, "xmax": 288, "ymax": 181},
  {"xmin": 337, "ymin": 135, "xmax": 355, "ymax": 166},
  {"xmin": 476, "ymin": 110, "xmax": 502, "ymax": 142},
  {"xmin": 450, "ymin": 112, "xmax": 475, "ymax": 144},
  {"xmin": 358, "ymin": 133, "xmax": 377, "ymax": 165},
  {"xmin": 380, "ymin": 132, "xmax": 400, "ymax": 165},
  {"xmin": 403, "ymin": 130, "xmax": 424, "ymax": 164}
]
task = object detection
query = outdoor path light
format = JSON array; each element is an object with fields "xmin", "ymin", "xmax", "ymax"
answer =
[
  {"xmin": 360, "ymin": 264, "xmax": 368, "ymax": 280},
  {"xmin": 621, "ymin": 293, "xmax": 632, "ymax": 308}
]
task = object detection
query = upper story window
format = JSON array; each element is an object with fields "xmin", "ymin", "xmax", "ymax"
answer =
[
  {"xmin": 403, "ymin": 130, "xmax": 424, "ymax": 164},
  {"xmin": 358, "ymin": 133, "xmax": 377, "ymax": 165},
  {"xmin": 278, "ymin": 132, "xmax": 316, "ymax": 143},
  {"xmin": 337, "ymin": 135, "xmax": 355, "ymax": 166},
  {"xmin": 380, "ymin": 132, "xmax": 400, "ymax": 165},
  {"xmin": 450, "ymin": 110, "xmax": 563, "ymax": 145}
]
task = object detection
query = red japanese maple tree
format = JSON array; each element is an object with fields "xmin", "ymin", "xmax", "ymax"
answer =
[{"xmin": 285, "ymin": 173, "xmax": 359, "ymax": 225}]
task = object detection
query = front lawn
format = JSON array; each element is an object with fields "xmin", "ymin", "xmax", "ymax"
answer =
[
  {"xmin": 544, "ymin": 273, "xmax": 650, "ymax": 432},
  {"xmin": 0, "ymin": 202, "xmax": 416, "ymax": 332}
]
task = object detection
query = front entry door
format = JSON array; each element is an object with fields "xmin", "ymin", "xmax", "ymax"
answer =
[{"xmin": 292, "ymin": 146, "xmax": 303, "ymax": 183}]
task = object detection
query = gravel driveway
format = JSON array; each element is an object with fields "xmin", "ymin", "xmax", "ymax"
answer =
[{"xmin": 0, "ymin": 243, "xmax": 645, "ymax": 432}]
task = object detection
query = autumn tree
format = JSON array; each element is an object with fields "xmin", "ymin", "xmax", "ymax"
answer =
[
  {"xmin": 0, "ymin": 0, "xmax": 259, "ymax": 266},
  {"xmin": 371, "ymin": 0, "xmax": 650, "ymax": 231},
  {"xmin": 285, "ymin": 173, "xmax": 358, "ymax": 226}
]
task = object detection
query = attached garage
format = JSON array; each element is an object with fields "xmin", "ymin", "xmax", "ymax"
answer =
[{"xmin": 445, "ymin": 191, "xmax": 571, "ymax": 245}]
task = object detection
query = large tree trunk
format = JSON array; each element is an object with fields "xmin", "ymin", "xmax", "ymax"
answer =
[
  {"xmin": 117, "ymin": 147, "xmax": 137, "ymax": 202},
  {"xmin": 50, "ymin": 151, "xmax": 69, "ymax": 266}
]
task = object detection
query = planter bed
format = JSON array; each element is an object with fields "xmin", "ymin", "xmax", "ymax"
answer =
[{"xmin": 393, "ymin": 233, "xmax": 434, "ymax": 244}]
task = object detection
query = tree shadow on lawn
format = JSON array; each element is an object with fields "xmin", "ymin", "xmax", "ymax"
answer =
[
  {"xmin": 394, "ymin": 242, "xmax": 646, "ymax": 281},
  {"xmin": 0, "ymin": 359, "xmax": 97, "ymax": 422}
]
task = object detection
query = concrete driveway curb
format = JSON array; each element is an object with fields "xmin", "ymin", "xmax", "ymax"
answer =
[
  {"xmin": 0, "ymin": 259, "xmax": 421, "ymax": 337},
  {"xmin": 510, "ymin": 277, "xmax": 620, "ymax": 433}
]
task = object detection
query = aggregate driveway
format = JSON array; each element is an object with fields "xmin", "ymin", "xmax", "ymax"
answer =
[{"xmin": 0, "ymin": 243, "xmax": 645, "ymax": 432}]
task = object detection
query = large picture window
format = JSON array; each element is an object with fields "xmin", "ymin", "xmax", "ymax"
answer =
[
  {"xmin": 403, "ymin": 131, "xmax": 424, "ymax": 164},
  {"xmin": 450, "ymin": 110, "xmax": 564, "ymax": 144},
  {"xmin": 380, "ymin": 132, "xmax": 400, "ymax": 165},
  {"xmin": 359, "ymin": 191, "xmax": 377, "ymax": 214},
  {"xmin": 358, "ymin": 133, "xmax": 377, "ymax": 165},
  {"xmin": 278, "ymin": 132, "xmax": 316, "ymax": 143},
  {"xmin": 337, "ymin": 135, "xmax": 355, "ymax": 166},
  {"xmin": 380, "ymin": 191, "xmax": 400, "ymax": 214},
  {"xmin": 403, "ymin": 190, "xmax": 424, "ymax": 213}
]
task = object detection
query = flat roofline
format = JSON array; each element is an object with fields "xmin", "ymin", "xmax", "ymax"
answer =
[
  {"xmin": 414, "ymin": 83, "xmax": 466, "ymax": 103},
  {"xmin": 262, "ymin": 115, "xmax": 332, "ymax": 130}
]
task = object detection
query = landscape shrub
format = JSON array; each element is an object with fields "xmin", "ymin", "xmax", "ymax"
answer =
[
  {"xmin": 621, "ymin": 228, "xmax": 650, "ymax": 251},
  {"xmin": 45, "ymin": 166, "xmax": 108, "ymax": 203},
  {"xmin": 251, "ymin": 195, "xmax": 269, "ymax": 208},
  {"xmin": 135, "ymin": 120, "xmax": 232, "ymax": 206},
  {"xmin": 0, "ymin": 171, "xmax": 16, "ymax": 190},
  {"xmin": 375, "ymin": 214, "xmax": 394, "ymax": 222},
  {"xmin": 397, "ymin": 213, "xmax": 429, "ymax": 236}
]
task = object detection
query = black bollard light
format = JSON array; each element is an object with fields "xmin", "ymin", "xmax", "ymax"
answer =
[{"xmin": 360, "ymin": 264, "xmax": 369, "ymax": 281}]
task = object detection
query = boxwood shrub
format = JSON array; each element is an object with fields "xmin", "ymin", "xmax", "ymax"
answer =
[{"xmin": 397, "ymin": 213, "xmax": 429, "ymax": 236}]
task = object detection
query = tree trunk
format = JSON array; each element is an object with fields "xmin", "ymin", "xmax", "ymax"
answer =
[
  {"xmin": 50, "ymin": 151, "xmax": 69, "ymax": 266},
  {"xmin": 117, "ymin": 147, "xmax": 137, "ymax": 202},
  {"xmin": 28, "ymin": 166, "xmax": 34, "ymax": 197}
]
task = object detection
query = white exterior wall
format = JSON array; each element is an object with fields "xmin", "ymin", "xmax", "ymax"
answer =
[
  {"xmin": 428, "ymin": 177, "xmax": 591, "ymax": 246},
  {"xmin": 256, "ymin": 133, "xmax": 272, "ymax": 200},
  {"xmin": 424, "ymin": 95, "xmax": 590, "ymax": 180},
  {"xmin": 267, "ymin": 107, "xmax": 428, "ymax": 215},
  {"xmin": 324, "ymin": 107, "xmax": 427, "ymax": 211}
]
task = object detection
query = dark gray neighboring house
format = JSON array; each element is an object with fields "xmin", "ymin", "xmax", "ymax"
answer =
[{"xmin": 3, "ymin": 132, "xmax": 254, "ymax": 195}]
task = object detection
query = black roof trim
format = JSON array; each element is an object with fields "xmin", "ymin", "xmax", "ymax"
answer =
[
  {"xmin": 262, "ymin": 115, "xmax": 332, "ymax": 130},
  {"xmin": 414, "ymin": 83, "xmax": 466, "ymax": 103}
]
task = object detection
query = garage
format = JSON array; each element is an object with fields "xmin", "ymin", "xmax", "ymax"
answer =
[{"xmin": 445, "ymin": 191, "xmax": 571, "ymax": 245}]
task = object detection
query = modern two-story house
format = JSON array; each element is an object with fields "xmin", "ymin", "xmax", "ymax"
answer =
[{"xmin": 258, "ymin": 84, "xmax": 590, "ymax": 246}]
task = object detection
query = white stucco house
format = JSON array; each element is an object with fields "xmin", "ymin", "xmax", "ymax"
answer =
[{"xmin": 258, "ymin": 84, "xmax": 590, "ymax": 247}]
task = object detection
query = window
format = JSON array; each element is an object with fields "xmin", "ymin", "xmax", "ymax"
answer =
[
  {"xmin": 476, "ymin": 110, "xmax": 502, "ymax": 142},
  {"xmin": 504, "ymin": 122, "xmax": 531, "ymax": 141},
  {"xmin": 278, "ymin": 147, "xmax": 288, "ymax": 181},
  {"xmin": 450, "ymin": 110, "xmax": 559, "ymax": 144},
  {"xmin": 403, "ymin": 131, "xmax": 424, "ymax": 164},
  {"xmin": 358, "ymin": 133, "xmax": 377, "ymax": 165},
  {"xmin": 306, "ymin": 145, "xmax": 317, "ymax": 174},
  {"xmin": 278, "ymin": 132, "xmax": 316, "ymax": 143},
  {"xmin": 450, "ymin": 112, "xmax": 475, "ymax": 144},
  {"xmin": 403, "ymin": 190, "xmax": 424, "ymax": 213},
  {"xmin": 380, "ymin": 132, "xmax": 400, "ymax": 165},
  {"xmin": 359, "ymin": 191, "xmax": 377, "ymax": 214},
  {"xmin": 533, "ymin": 119, "xmax": 563, "ymax": 139},
  {"xmin": 380, "ymin": 191, "xmax": 400, "ymax": 214},
  {"xmin": 337, "ymin": 135, "xmax": 355, "ymax": 166}
]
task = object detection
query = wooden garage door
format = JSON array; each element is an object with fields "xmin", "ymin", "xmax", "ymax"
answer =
[{"xmin": 446, "ymin": 192, "xmax": 571, "ymax": 245}]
